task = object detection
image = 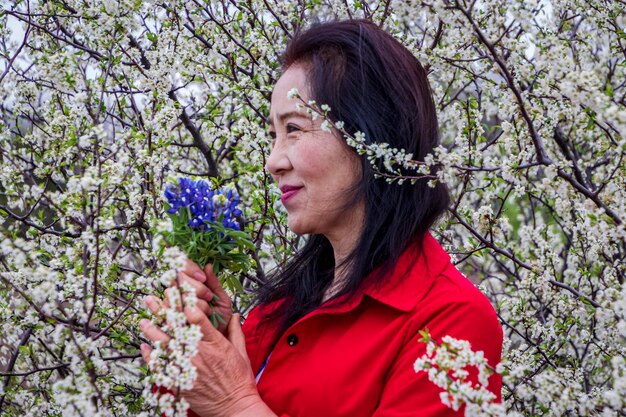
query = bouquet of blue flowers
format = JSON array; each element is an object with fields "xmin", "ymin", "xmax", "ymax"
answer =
[{"xmin": 162, "ymin": 177, "xmax": 254, "ymax": 277}]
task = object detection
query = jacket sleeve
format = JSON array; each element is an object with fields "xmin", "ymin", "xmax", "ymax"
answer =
[{"xmin": 372, "ymin": 296, "xmax": 503, "ymax": 417}]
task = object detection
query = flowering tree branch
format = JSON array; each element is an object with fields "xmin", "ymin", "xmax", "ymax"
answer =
[{"xmin": 168, "ymin": 91, "xmax": 220, "ymax": 178}]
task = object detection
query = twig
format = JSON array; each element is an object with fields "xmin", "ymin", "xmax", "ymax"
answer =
[
  {"xmin": 168, "ymin": 91, "xmax": 220, "ymax": 178},
  {"xmin": 0, "ymin": 327, "xmax": 33, "ymax": 411}
]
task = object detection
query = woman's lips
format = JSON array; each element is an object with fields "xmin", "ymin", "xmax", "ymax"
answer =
[{"xmin": 280, "ymin": 186, "xmax": 303, "ymax": 203}]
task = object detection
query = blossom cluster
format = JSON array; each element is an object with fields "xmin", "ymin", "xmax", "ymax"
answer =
[
  {"xmin": 165, "ymin": 177, "xmax": 242, "ymax": 231},
  {"xmin": 414, "ymin": 331, "xmax": 505, "ymax": 416},
  {"xmin": 161, "ymin": 178, "xmax": 253, "ymax": 275},
  {"xmin": 143, "ymin": 283, "xmax": 202, "ymax": 417}
]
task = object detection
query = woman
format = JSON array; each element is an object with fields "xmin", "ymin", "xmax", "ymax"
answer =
[{"xmin": 140, "ymin": 19, "xmax": 503, "ymax": 417}]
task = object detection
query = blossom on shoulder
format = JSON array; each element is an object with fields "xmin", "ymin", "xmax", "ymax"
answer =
[{"xmin": 414, "ymin": 330, "xmax": 505, "ymax": 417}]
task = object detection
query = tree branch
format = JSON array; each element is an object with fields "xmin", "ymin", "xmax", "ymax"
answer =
[{"xmin": 168, "ymin": 91, "xmax": 219, "ymax": 178}]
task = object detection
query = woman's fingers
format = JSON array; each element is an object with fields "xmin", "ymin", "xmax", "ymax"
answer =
[
  {"xmin": 179, "ymin": 271, "xmax": 216, "ymax": 302},
  {"xmin": 147, "ymin": 290, "xmax": 212, "ymax": 327},
  {"xmin": 181, "ymin": 259, "xmax": 206, "ymax": 283},
  {"xmin": 140, "ymin": 319, "xmax": 171, "ymax": 345},
  {"xmin": 203, "ymin": 264, "xmax": 230, "ymax": 303},
  {"xmin": 141, "ymin": 298, "xmax": 170, "ymax": 343},
  {"xmin": 140, "ymin": 300, "xmax": 235, "ymax": 358},
  {"xmin": 195, "ymin": 299, "xmax": 212, "ymax": 316},
  {"xmin": 184, "ymin": 306, "xmax": 220, "ymax": 343},
  {"xmin": 175, "ymin": 262, "xmax": 231, "ymax": 309},
  {"xmin": 139, "ymin": 343, "xmax": 152, "ymax": 363},
  {"xmin": 157, "ymin": 261, "xmax": 233, "ymax": 334},
  {"xmin": 169, "ymin": 270, "xmax": 217, "ymax": 304},
  {"xmin": 163, "ymin": 281, "xmax": 212, "ymax": 313},
  {"xmin": 227, "ymin": 314, "xmax": 249, "ymax": 365},
  {"xmin": 144, "ymin": 295, "xmax": 164, "ymax": 316}
]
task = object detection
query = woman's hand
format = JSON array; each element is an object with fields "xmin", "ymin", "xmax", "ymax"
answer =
[
  {"xmin": 140, "ymin": 306, "xmax": 276, "ymax": 417},
  {"xmin": 148, "ymin": 260, "xmax": 233, "ymax": 334}
]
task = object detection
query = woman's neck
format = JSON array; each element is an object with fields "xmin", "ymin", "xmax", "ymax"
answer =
[
  {"xmin": 323, "ymin": 200, "xmax": 365, "ymax": 302},
  {"xmin": 322, "ymin": 256, "xmax": 351, "ymax": 303}
]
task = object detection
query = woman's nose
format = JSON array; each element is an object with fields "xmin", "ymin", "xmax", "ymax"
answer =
[{"xmin": 265, "ymin": 138, "xmax": 291, "ymax": 176}]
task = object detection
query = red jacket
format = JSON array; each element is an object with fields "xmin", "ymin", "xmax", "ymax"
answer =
[{"xmin": 242, "ymin": 233, "xmax": 503, "ymax": 417}]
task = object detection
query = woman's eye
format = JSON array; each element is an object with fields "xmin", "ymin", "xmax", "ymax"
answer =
[{"xmin": 286, "ymin": 124, "xmax": 301, "ymax": 134}]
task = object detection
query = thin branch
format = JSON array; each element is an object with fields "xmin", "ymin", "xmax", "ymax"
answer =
[
  {"xmin": 0, "ymin": 327, "xmax": 33, "ymax": 411},
  {"xmin": 0, "ymin": 363, "xmax": 68, "ymax": 378},
  {"xmin": 0, "ymin": 25, "xmax": 31, "ymax": 85},
  {"xmin": 168, "ymin": 91, "xmax": 219, "ymax": 177},
  {"xmin": 548, "ymin": 279, "xmax": 601, "ymax": 308}
]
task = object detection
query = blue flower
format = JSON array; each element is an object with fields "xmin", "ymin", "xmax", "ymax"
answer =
[{"xmin": 164, "ymin": 178, "xmax": 242, "ymax": 231}]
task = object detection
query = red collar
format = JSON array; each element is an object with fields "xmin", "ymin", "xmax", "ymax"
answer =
[
  {"xmin": 317, "ymin": 232, "xmax": 451, "ymax": 315},
  {"xmin": 362, "ymin": 232, "xmax": 450, "ymax": 312},
  {"xmin": 255, "ymin": 233, "xmax": 451, "ymax": 320}
]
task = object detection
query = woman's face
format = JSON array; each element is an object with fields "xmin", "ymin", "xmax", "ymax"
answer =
[{"xmin": 266, "ymin": 65, "xmax": 365, "ymax": 244}]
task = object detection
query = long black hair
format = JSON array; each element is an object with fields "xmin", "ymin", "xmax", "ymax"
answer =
[{"xmin": 256, "ymin": 19, "xmax": 449, "ymax": 333}]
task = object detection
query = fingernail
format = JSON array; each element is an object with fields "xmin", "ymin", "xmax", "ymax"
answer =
[
  {"xmin": 140, "ymin": 343, "xmax": 150, "ymax": 360},
  {"xmin": 193, "ymin": 272, "xmax": 205, "ymax": 281}
]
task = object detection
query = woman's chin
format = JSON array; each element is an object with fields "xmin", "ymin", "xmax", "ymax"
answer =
[{"xmin": 286, "ymin": 218, "xmax": 310, "ymax": 236}]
